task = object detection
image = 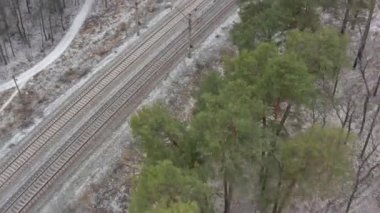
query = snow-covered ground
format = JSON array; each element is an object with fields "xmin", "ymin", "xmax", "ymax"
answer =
[
  {"xmin": 0, "ymin": 1, "xmax": 82, "ymax": 84},
  {"xmin": 290, "ymin": 7, "xmax": 380, "ymax": 213},
  {"xmin": 0, "ymin": 0, "xmax": 94, "ymax": 93},
  {"xmin": 0, "ymin": 0, "xmax": 174, "ymax": 157},
  {"xmin": 40, "ymin": 10, "xmax": 239, "ymax": 213},
  {"xmin": 65, "ymin": 6, "xmax": 380, "ymax": 213},
  {"xmin": 1, "ymin": 1, "xmax": 379, "ymax": 212},
  {"xmin": 0, "ymin": 0, "xmax": 94, "ymax": 117}
]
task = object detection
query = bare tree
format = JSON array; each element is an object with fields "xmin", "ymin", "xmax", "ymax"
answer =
[
  {"xmin": 373, "ymin": 74, "xmax": 380, "ymax": 96},
  {"xmin": 358, "ymin": 58, "xmax": 371, "ymax": 135},
  {"xmin": 353, "ymin": 0, "xmax": 376, "ymax": 68},
  {"xmin": 341, "ymin": 0, "xmax": 353, "ymax": 34},
  {"xmin": 346, "ymin": 142, "xmax": 380, "ymax": 212},
  {"xmin": 25, "ymin": 0, "xmax": 31, "ymax": 14},
  {"xmin": 0, "ymin": 44, "xmax": 7, "ymax": 64},
  {"xmin": 360, "ymin": 104, "xmax": 380, "ymax": 159}
]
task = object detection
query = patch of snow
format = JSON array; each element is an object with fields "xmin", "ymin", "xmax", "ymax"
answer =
[
  {"xmin": 0, "ymin": 90, "xmax": 17, "ymax": 113},
  {"xmin": 0, "ymin": 118, "xmax": 42, "ymax": 159},
  {"xmin": 0, "ymin": 0, "xmax": 94, "ymax": 92},
  {"xmin": 0, "ymin": 0, "xmax": 94, "ymax": 115},
  {"xmin": 141, "ymin": 11, "xmax": 239, "ymax": 106},
  {"xmin": 0, "ymin": 0, "xmax": 181, "ymax": 160},
  {"xmin": 40, "ymin": 8, "xmax": 238, "ymax": 212}
]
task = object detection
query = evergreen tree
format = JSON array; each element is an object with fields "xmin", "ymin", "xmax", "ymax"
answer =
[{"xmin": 130, "ymin": 160, "xmax": 212, "ymax": 213}]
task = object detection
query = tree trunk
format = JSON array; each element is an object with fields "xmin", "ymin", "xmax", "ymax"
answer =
[
  {"xmin": 359, "ymin": 95, "xmax": 369, "ymax": 135},
  {"xmin": 277, "ymin": 104, "xmax": 292, "ymax": 136},
  {"xmin": 40, "ymin": 6, "xmax": 48, "ymax": 41},
  {"xmin": 341, "ymin": 0, "xmax": 353, "ymax": 34},
  {"xmin": 223, "ymin": 168, "xmax": 233, "ymax": 213},
  {"xmin": 39, "ymin": 12, "xmax": 45, "ymax": 50},
  {"xmin": 223, "ymin": 177, "xmax": 232, "ymax": 213},
  {"xmin": 49, "ymin": 13, "xmax": 54, "ymax": 43},
  {"xmin": 0, "ymin": 44, "xmax": 7, "ymax": 65},
  {"xmin": 60, "ymin": 12, "xmax": 65, "ymax": 31},
  {"xmin": 26, "ymin": 0, "xmax": 31, "ymax": 14},
  {"xmin": 342, "ymin": 99, "xmax": 353, "ymax": 128},
  {"xmin": 277, "ymin": 180, "xmax": 296, "ymax": 213},
  {"xmin": 345, "ymin": 171, "xmax": 360, "ymax": 213},
  {"xmin": 332, "ymin": 71, "xmax": 340, "ymax": 97},
  {"xmin": 360, "ymin": 104, "xmax": 380, "ymax": 159},
  {"xmin": 15, "ymin": 0, "xmax": 27, "ymax": 41},
  {"xmin": 259, "ymin": 145, "xmax": 270, "ymax": 204},
  {"xmin": 345, "ymin": 109, "xmax": 355, "ymax": 144},
  {"xmin": 272, "ymin": 160, "xmax": 283, "ymax": 213},
  {"xmin": 221, "ymin": 149, "xmax": 232, "ymax": 213},
  {"xmin": 347, "ymin": 146, "xmax": 379, "ymax": 212},
  {"xmin": 373, "ymin": 74, "xmax": 380, "ymax": 96},
  {"xmin": 2, "ymin": 40, "xmax": 9, "ymax": 61},
  {"xmin": 7, "ymin": 34, "xmax": 15, "ymax": 57},
  {"xmin": 260, "ymin": 167, "xmax": 267, "ymax": 190},
  {"xmin": 9, "ymin": 0, "xmax": 24, "ymax": 40},
  {"xmin": 353, "ymin": 0, "xmax": 376, "ymax": 68}
]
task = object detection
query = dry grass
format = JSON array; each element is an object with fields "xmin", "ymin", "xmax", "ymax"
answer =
[
  {"xmin": 0, "ymin": 88, "xmax": 47, "ymax": 142},
  {"xmin": 59, "ymin": 67, "xmax": 90, "ymax": 83},
  {"xmin": 1, "ymin": 0, "xmax": 163, "ymax": 147},
  {"xmin": 0, "ymin": 89, "xmax": 13, "ymax": 106}
]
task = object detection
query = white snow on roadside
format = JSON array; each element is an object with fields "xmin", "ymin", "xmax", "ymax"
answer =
[
  {"xmin": 0, "ymin": 0, "xmax": 94, "ymax": 115},
  {"xmin": 0, "ymin": 0, "xmax": 94, "ymax": 92},
  {"xmin": 0, "ymin": 0, "xmax": 93, "ymax": 158},
  {"xmin": 1, "ymin": 0, "xmax": 175, "ymax": 115},
  {"xmin": 44, "ymin": 5, "xmax": 173, "ymax": 117},
  {"xmin": 0, "ymin": 0, "xmax": 179, "ymax": 160}
]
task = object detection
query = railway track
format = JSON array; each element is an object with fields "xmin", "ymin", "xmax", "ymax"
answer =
[
  {"xmin": 0, "ymin": 0, "xmax": 237, "ymax": 212},
  {"xmin": 0, "ymin": 0, "xmax": 206, "ymax": 191}
]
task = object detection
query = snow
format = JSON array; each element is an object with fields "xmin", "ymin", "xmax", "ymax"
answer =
[
  {"xmin": 0, "ymin": 89, "xmax": 17, "ymax": 113},
  {"xmin": 39, "ymin": 8, "xmax": 238, "ymax": 212},
  {"xmin": 0, "ymin": 119, "xmax": 41, "ymax": 159},
  {"xmin": 0, "ymin": 0, "xmax": 177, "ymax": 160},
  {"xmin": 0, "ymin": 0, "xmax": 174, "ymax": 116},
  {"xmin": 44, "ymin": 6, "xmax": 172, "ymax": 117},
  {"xmin": 141, "ymin": 12, "xmax": 239, "ymax": 106},
  {"xmin": 0, "ymin": 0, "xmax": 94, "ymax": 113},
  {"xmin": 0, "ymin": 0, "xmax": 179, "ymax": 166},
  {"xmin": 0, "ymin": 0, "xmax": 94, "ymax": 92},
  {"xmin": 40, "ymin": 3, "xmax": 175, "ymax": 129}
]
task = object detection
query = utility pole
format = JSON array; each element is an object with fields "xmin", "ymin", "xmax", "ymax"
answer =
[
  {"xmin": 12, "ymin": 75, "xmax": 22, "ymax": 98},
  {"xmin": 172, "ymin": 6, "xmax": 193, "ymax": 58}
]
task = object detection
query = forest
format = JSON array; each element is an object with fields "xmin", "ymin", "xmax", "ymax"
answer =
[
  {"xmin": 128, "ymin": 0, "xmax": 380, "ymax": 212},
  {"xmin": 0, "ymin": 0, "xmax": 83, "ymax": 66}
]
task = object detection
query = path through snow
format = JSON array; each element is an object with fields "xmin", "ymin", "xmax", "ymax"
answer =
[
  {"xmin": 0, "ymin": 0, "xmax": 176, "ymax": 160},
  {"xmin": 0, "ymin": 0, "xmax": 94, "ymax": 112}
]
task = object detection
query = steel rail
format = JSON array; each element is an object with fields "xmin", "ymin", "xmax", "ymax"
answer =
[
  {"xmin": 0, "ymin": 0, "xmax": 208, "ymax": 191},
  {"xmin": 0, "ymin": 0, "xmax": 237, "ymax": 212}
]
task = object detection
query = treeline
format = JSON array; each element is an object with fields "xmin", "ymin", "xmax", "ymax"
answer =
[
  {"xmin": 128, "ymin": 0, "xmax": 379, "ymax": 212},
  {"xmin": 0, "ymin": 0, "xmax": 82, "ymax": 65}
]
